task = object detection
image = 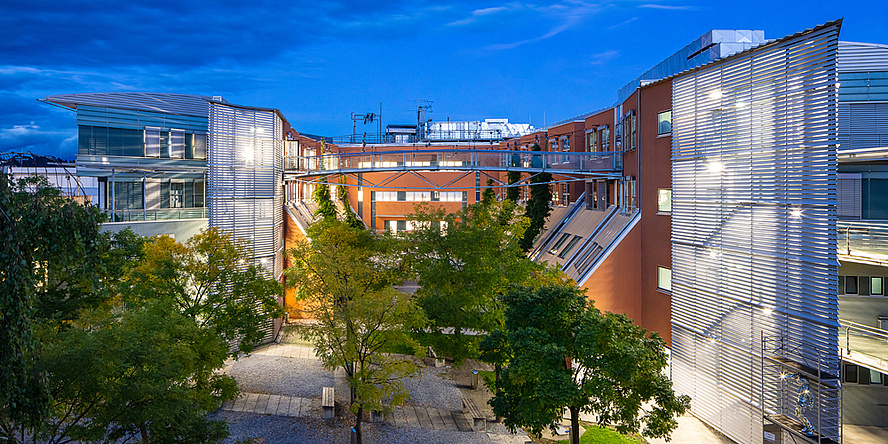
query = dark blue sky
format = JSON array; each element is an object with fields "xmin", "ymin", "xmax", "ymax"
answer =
[{"xmin": 2, "ymin": 1, "xmax": 886, "ymax": 160}]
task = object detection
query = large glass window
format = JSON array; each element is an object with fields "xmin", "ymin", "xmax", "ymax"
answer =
[
  {"xmin": 863, "ymin": 179, "xmax": 888, "ymax": 219},
  {"xmin": 658, "ymin": 189, "xmax": 672, "ymax": 213},
  {"xmin": 193, "ymin": 180, "xmax": 205, "ymax": 207},
  {"xmin": 657, "ymin": 110, "xmax": 673, "ymax": 135},
  {"xmin": 657, "ymin": 266, "xmax": 672, "ymax": 292},
  {"xmin": 113, "ymin": 181, "xmax": 144, "ymax": 210},
  {"xmin": 79, "ymin": 126, "xmax": 143, "ymax": 156}
]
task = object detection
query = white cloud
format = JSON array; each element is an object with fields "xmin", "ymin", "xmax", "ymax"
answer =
[
  {"xmin": 639, "ymin": 4, "xmax": 696, "ymax": 10},
  {"xmin": 587, "ymin": 50, "xmax": 620, "ymax": 65}
]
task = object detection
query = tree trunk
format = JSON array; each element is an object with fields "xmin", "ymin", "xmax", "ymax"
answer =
[
  {"xmin": 354, "ymin": 405, "xmax": 363, "ymax": 444},
  {"xmin": 140, "ymin": 424, "xmax": 149, "ymax": 444},
  {"xmin": 569, "ymin": 405, "xmax": 580, "ymax": 444}
]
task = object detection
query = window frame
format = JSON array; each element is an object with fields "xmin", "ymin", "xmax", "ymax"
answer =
[
  {"xmin": 657, "ymin": 266, "xmax": 672, "ymax": 292},
  {"xmin": 657, "ymin": 188, "xmax": 672, "ymax": 214},
  {"xmin": 657, "ymin": 110, "xmax": 673, "ymax": 136}
]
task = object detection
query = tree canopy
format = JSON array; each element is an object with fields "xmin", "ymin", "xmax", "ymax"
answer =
[
  {"xmin": 492, "ymin": 284, "xmax": 690, "ymax": 443},
  {"xmin": 285, "ymin": 219, "xmax": 425, "ymax": 444},
  {"xmin": 1, "ymin": 172, "xmax": 257, "ymax": 443},
  {"xmin": 125, "ymin": 228, "xmax": 284, "ymax": 354},
  {"xmin": 406, "ymin": 200, "xmax": 536, "ymax": 363},
  {"xmin": 519, "ymin": 144, "xmax": 553, "ymax": 252}
]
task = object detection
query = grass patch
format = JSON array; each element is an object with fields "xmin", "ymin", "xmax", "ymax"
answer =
[{"xmin": 579, "ymin": 425, "xmax": 645, "ymax": 444}]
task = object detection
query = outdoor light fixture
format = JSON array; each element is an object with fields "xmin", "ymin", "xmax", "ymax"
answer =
[{"xmin": 791, "ymin": 208, "xmax": 803, "ymax": 219}]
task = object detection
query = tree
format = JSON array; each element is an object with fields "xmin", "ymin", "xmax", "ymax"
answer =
[
  {"xmin": 285, "ymin": 219, "xmax": 426, "ymax": 444},
  {"xmin": 1, "ymin": 172, "xmax": 236, "ymax": 444},
  {"xmin": 481, "ymin": 179, "xmax": 497, "ymax": 206},
  {"xmin": 520, "ymin": 144, "xmax": 552, "ymax": 252},
  {"xmin": 407, "ymin": 201, "xmax": 535, "ymax": 364},
  {"xmin": 126, "ymin": 228, "xmax": 284, "ymax": 354},
  {"xmin": 506, "ymin": 171, "xmax": 521, "ymax": 202},
  {"xmin": 492, "ymin": 285, "xmax": 690, "ymax": 444},
  {"xmin": 1, "ymin": 172, "xmax": 113, "ymax": 433},
  {"xmin": 36, "ymin": 300, "xmax": 237, "ymax": 444}
]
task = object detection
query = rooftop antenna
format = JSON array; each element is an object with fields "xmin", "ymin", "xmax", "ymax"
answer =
[
  {"xmin": 351, "ymin": 111, "xmax": 377, "ymax": 144},
  {"xmin": 413, "ymin": 99, "xmax": 433, "ymax": 141}
]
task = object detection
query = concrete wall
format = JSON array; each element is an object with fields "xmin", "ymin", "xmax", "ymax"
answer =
[{"xmin": 844, "ymin": 384, "xmax": 888, "ymax": 426}]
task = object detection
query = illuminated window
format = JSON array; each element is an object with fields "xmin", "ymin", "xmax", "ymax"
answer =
[
  {"xmin": 657, "ymin": 110, "xmax": 672, "ymax": 135},
  {"xmin": 658, "ymin": 189, "xmax": 672, "ymax": 213},
  {"xmin": 872, "ymin": 277, "xmax": 883, "ymax": 295},
  {"xmin": 657, "ymin": 267, "xmax": 672, "ymax": 292}
]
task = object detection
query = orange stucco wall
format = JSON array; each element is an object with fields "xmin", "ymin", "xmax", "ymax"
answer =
[
  {"xmin": 581, "ymin": 224, "xmax": 642, "ymax": 322},
  {"xmin": 283, "ymin": 207, "xmax": 309, "ymax": 319}
]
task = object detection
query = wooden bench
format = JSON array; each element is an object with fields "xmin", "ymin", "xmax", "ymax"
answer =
[
  {"xmin": 462, "ymin": 397, "xmax": 486, "ymax": 432},
  {"xmin": 322, "ymin": 387, "xmax": 335, "ymax": 419}
]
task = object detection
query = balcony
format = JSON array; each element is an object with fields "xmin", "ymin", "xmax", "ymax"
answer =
[
  {"xmin": 107, "ymin": 208, "xmax": 207, "ymax": 223},
  {"xmin": 838, "ymin": 220, "xmax": 888, "ymax": 264},
  {"xmin": 840, "ymin": 319, "xmax": 888, "ymax": 374}
]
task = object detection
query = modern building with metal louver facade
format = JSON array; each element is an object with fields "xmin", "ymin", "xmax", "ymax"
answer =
[
  {"xmin": 669, "ymin": 21, "xmax": 842, "ymax": 444},
  {"xmin": 45, "ymin": 92, "xmax": 288, "ymax": 341}
]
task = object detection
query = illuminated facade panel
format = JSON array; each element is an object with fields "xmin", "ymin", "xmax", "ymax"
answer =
[{"xmin": 671, "ymin": 22, "xmax": 840, "ymax": 444}]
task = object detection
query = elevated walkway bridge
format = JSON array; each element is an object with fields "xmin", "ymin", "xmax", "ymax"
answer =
[{"xmin": 284, "ymin": 149, "xmax": 623, "ymax": 189}]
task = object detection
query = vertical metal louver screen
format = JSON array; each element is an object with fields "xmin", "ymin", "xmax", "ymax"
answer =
[
  {"xmin": 671, "ymin": 23, "xmax": 840, "ymax": 444},
  {"xmin": 208, "ymin": 103, "xmax": 283, "ymax": 343}
]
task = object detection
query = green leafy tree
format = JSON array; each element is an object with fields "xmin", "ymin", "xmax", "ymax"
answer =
[
  {"xmin": 492, "ymin": 285, "xmax": 690, "ymax": 444},
  {"xmin": 1, "ymin": 173, "xmax": 114, "ymax": 434},
  {"xmin": 520, "ymin": 144, "xmax": 552, "ymax": 252},
  {"xmin": 407, "ymin": 201, "xmax": 535, "ymax": 364},
  {"xmin": 126, "ymin": 228, "xmax": 284, "ymax": 354},
  {"xmin": 506, "ymin": 171, "xmax": 521, "ymax": 202},
  {"xmin": 37, "ymin": 300, "xmax": 236, "ymax": 444},
  {"xmin": 1, "ymin": 172, "xmax": 235, "ymax": 444},
  {"xmin": 481, "ymin": 179, "xmax": 497, "ymax": 206},
  {"xmin": 286, "ymin": 219, "xmax": 426, "ymax": 444}
]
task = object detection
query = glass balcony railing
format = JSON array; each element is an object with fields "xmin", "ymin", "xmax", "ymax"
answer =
[
  {"xmin": 838, "ymin": 220, "xmax": 888, "ymax": 261},
  {"xmin": 285, "ymin": 149, "xmax": 623, "ymax": 175},
  {"xmin": 108, "ymin": 208, "xmax": 207, "ymax": 222},
  {"xmin": 840, "ymin": 319, "xmax": 888, "ymax": 373}
]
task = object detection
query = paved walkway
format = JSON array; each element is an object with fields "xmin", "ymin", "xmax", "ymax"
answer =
[
  {"xmin": 250, "ymin": 342, "xmax": 317, "ymax": 359},
  {"xmin": 222, "ymin": 341, "xmax": 529, "ymax": 443},
  {"xmin": 222, "ymin": 393, "xmax": 480, "ymax": 432}
]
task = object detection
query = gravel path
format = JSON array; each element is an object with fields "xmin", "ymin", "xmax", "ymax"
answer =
[
  {"xmin": 400, "ymin": 366, "xmax": 463, "ymax": 410},
  {"xmin": 227, "ymin": 354, "xmax": 333, "ymax": 399}
]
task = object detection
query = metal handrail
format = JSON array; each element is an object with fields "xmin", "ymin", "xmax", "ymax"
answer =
[
  {"xmin": 286, "ymin": 149, "xmax": 623, "ymax": 175},
  {"xmin": 839, "ymin": 318, "xmax": 888, "ymax": 366}
]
